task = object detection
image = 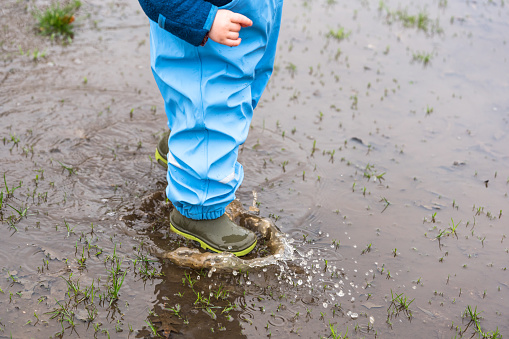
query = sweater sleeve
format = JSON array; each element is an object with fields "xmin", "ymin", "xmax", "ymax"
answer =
[{"xmin": 138, "ymin": 0, "xmax": 218, "ymax": 46}]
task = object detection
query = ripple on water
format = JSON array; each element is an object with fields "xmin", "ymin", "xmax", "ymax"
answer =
[
  {"xmin": 300, "ymin": 295, "xmax": 320, "ymax": 306},
  {"xmin": 268, "ymin": 315, "xmax": 286, "ymax": 327},
  {"xmin": 0, "ymin": 243, "xmax": 10, "ymax": 265},
  {"xmin": 290, "ymin": 240, "xmax": 344, "ymax": 261},
  {"xmin": 243, "ymin": 282, "xmax": 266, "ymax": 297},
  {"xmin": 0, "ymin": 242, "xmax": 42, "ymax": 276},
  {"xmin": 239, "ymin": 311, "xmax": 255, "ymax": 324}
]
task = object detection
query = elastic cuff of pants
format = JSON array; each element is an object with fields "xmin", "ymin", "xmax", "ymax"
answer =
[{"xmin": 175, "ymin": 204, "xmax": 225, "ymax": 221}]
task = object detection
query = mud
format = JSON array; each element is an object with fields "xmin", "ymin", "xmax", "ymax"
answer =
[{"xmin": 1, "ymin": 0, "xmax": 508, "ymax": 338}]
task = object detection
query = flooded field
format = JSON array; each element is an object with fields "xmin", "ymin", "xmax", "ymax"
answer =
[{"xmin": 1, "ymin": 0, "xmax": 508, "ymax": 338}]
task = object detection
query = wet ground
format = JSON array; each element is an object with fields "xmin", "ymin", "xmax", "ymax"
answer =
[{"xmin": 1, "ymin": 0, "xmax": 508, "ymax": 338}]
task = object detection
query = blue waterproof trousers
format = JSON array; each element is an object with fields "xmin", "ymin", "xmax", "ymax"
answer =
[{"xmin": 150, "ymin": 0, "xmax": 283, "ymax": 220}]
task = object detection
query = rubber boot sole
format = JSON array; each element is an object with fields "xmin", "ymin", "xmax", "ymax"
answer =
[{"xmin": 170, "ymin": 222, "xmax": 257, "ymax": 257}]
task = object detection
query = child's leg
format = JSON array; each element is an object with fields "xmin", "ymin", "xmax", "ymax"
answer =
[
  {"xmin": 251, "ymin": 0, "xmax": 284, "ymax": 109},
  {"xmin": 150, "ymin": 0, "xmax": 283, "ymax": 221}
]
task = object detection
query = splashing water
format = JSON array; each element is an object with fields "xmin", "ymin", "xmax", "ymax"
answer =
[{"xmin": 157, "ymin": 200, "xmax": 296, "ymax": 271}]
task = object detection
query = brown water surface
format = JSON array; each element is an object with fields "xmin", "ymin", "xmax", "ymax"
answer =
[{"xmin": 1, "ymin": 0, "xmax": 508, "ymax": 338}]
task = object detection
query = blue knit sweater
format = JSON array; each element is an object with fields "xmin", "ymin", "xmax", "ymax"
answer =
[{"xmin": 138, "ymin": 0, "xmax": 231, "ymax": 46}]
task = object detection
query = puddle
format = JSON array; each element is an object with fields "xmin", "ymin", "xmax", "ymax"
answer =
[
  {"xmin": 1, "ymin": 0, "xmax": 508, "ymax": 338},
  {"xmin": 157, "ymin": 200, "xmax": 296, "ymax": 271}
]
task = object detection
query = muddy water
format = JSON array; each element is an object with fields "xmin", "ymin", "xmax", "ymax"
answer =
[{"xmin": 1, "ymin": 0, "xmax": 508, "ymax": 338}]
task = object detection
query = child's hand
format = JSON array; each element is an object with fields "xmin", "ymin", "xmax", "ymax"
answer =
[{"xmin": 209, "ymin": 9, "xmax": 253, "ymax": 47}]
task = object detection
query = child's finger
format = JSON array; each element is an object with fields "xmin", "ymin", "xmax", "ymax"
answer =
[
  {"xmin": 230, "ymin": 13, "xmax": 252, "ymax": 28},
  {"xmin": 230, "ymin": 22, "xmax": 242, "ymax": 32},
  {"xmin": 225, "ymin": 38, "xmax": 241, "ymax": 47},
  {"xmin": 227, "ymin": 31, "xmax": 240, "ymax": 40}
]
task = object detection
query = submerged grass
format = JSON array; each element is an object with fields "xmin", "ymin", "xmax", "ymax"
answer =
[
  {"xmin": 328, "ymin": 322, "xmax": 349, "ymax": 338},
  {"xmin": 34, "ymin": 0, "xmax": 81, "ymax": 40},
  {"xmin": 412, "ymin": 51, "xmax": 433, "ymax": 66},
  {"xmin": 395, "ymin": 9, "xmax": 430, "ymax": 31},
  {"xmin": 458, "ymin": 306, "xmax": 502, "ymax": 339},
  {"xmin": 387, "ymin": 290, "xmax": 414, "ymax": 322},
  {"xmin": 327, "ymin": 27, "xmax": 351, "ymax": 41},
  {"xmin": 379, "ymin": 3, "xmax": 442, "ymax": 34},
  {"xmin": 3, "ymin": 173, "xmax": 22, "ymax": 197}
]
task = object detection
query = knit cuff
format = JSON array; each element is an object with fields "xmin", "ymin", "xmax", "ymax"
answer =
[{"xmin": 203, "ymin": 5, "xmax": 218, "ymax": 31}]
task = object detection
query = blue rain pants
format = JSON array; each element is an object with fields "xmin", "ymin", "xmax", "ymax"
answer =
[{"xmin": 150, "ymin": 0, "xmax": 283, "ymax": 220}]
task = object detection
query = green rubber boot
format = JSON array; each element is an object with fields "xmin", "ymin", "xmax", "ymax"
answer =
[
  {"xmin": 155, "ymin": 130, "xmax": 170, "ymax": 169},
  {"xmin": 170, "ymin": 208, "xmax": 257, "ymax": 257}
]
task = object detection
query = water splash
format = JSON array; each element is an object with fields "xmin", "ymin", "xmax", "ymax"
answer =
[{"xmin": 157, "ymin": 200, "xmax": 295, "ymax": 271}]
